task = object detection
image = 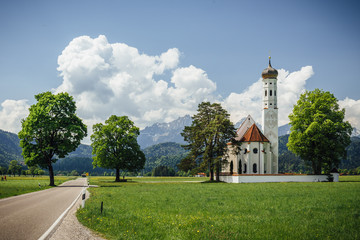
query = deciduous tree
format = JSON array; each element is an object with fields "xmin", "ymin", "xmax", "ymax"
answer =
[
  {"xmin": 18, "ymin": 92, "xmax": 87, "ymax": 186},
  {"xmin": 0, "ymin": 166, "xmax": 7, "ymax": 175},
  {"xmin": 287, "ymin": 89, "xmax": 352, "ymax": 174},
  {"xmin": 180, "ymin": 102, "xmax": 236, "ymax": 181},
  {"xmin": 8, "ymin": 160, "xmax": 22, "ymax": 177},
  {"xmin": 91, "ymin": 115, "xmax": 145, "ymax": 182}
]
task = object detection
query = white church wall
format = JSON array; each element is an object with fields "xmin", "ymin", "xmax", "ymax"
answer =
[
  {"xmin": 219, "ymin": 174, "xmax": 339, "ymax": 183},
  {"xmin": 223, "ymin": 145, "xmax": 239, "ymax": 174}
]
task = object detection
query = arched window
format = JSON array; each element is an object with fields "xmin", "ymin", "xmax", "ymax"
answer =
[
  {"xmin": 253, "ymin": 163, "xmax": 257, "ymax": 173},
  {"xmin": 265, "ymin": 90, "xmax": 267, "ymax": 97},
  {"xmin": 243, "ymin": 164, "xmax": 247, "ymax": 173},
  {"xmin": 244, "ymin": 149, "xmax": 247, "ymax": 154},
  {"xmin": 253, "ymin": 148, "xmax": 258, "ymax": 154},
  {"xmin": 238, "ymin": 160, "xmax": 242, "ymax": 174},
  {"xmin": 270, "ymin": 90, "xmax": 272, "ymax": 96}
]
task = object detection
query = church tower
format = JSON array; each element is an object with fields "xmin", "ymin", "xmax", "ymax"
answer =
[{"xmin": 261, "ymin": 57, "xmax": 278, "ymax": 174}]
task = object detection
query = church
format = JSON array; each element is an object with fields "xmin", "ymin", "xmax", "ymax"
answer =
[{"xmin": 222, "ymin": 57, "xmax": 279, "ymax": 175}]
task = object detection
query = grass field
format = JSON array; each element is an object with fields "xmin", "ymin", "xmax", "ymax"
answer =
[
  {"xmin": 0, "ymin": 176, "xmax": 76, "ymax": 199},
  {"xmin": 77, "ymin": 176, "xmax": 360, "ymax": 240}
]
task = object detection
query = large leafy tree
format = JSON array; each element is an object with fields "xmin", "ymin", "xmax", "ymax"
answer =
[
  {"xmin": 18, "ymin": 92, "xmax": 87, "ymax": 186},
  {"xmin": 91, "ymin": 115, "xmax": 145, "ymax": 182},
  {"xmin": 180, "ymin": 102, "xmax": 236, "ymax": 181},
  {"xmin": 287, "ymin": 89, "xmax": 352, "ymax": 174}
]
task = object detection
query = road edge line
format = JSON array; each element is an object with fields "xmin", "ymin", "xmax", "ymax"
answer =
[{"xmin": 38, "ymin": 186, "xmax": 86, "ymax": 240}]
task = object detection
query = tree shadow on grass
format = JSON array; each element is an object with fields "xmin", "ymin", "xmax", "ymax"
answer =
[{"xmin": 201, "ymin": 180, "xmax": 225, "ymax": 184}]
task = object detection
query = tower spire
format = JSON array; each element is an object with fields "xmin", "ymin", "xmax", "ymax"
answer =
[
  {"xmin": 269, "ymin": 55, "xmax": 272, "ymax": 67},
  {"xmin": 262, "ymin": 55, "xmax": 279, "ymax": 174}
]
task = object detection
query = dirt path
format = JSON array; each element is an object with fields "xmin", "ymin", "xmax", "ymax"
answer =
[{"xmin": 49, "ymin": 188, "xmax": 104, "ymax": 240}]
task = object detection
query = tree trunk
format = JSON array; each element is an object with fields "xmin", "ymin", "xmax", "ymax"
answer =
[
  {"xmin": 210, "ymin": 162, "xmax": 214, "ymax": 181},
  {"xmin": 316, "ymin": 164, "xmax": 322, "ymax": 175},
  {"xmin": 312, "ymin": 160, "xmax": 322, "ymax": 175},
  {"xmin": 48, "ymin": 163, "xmax": 55, "ymax": 186},
  {"xmin": 216, "ymin": 161, "xmax": 220, "ymax": 182},
  {"xmin": 311, "ymin": 161, "xmax": 316, "ymax": 175},
  {"xmin": 115, "ymin": 168, "xmax": 120, "ymax": 182}
]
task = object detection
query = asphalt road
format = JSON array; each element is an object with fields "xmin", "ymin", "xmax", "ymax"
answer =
[{"xmin": 0, "ymin": 178, "xmax": 87, "ymax": 240}]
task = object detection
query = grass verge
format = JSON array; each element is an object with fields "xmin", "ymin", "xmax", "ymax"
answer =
[
  {"xmin": 77, "ymin": 176, "xmax": 360, "ymax": 239},
  {"xmin": 0, "ymin": 176, "xmax": 76, "ymax": 199}
]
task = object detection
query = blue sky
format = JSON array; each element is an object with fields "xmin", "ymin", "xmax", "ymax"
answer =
[{"xmin": 0, "ymin": 0, "xmax": 359, "ymax": 138}]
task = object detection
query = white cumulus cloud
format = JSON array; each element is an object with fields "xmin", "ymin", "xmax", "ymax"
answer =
[
  {"xmin": 54, "ymin": 35, "xmax": 217, "ymax": 139},
  {"xmin": 339, "ymin": 98, "xmax": 360, "ymax": 131},
  {"xmin": 0, "ymin": 100, "xmax": 29, "ymax": 134}
]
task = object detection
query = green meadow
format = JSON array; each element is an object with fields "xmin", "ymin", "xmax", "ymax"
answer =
[
  {"xmin": 77, "ymin": 176, "xmax": 360, "ymax": 240},
  {"xmin": 0, "ymin": 176, "xmax": 76, "ymax": 199}
]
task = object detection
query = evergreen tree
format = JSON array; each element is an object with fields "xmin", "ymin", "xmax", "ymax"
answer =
[{"xmin": 180, "ymin": 102, "xmax": 236, "ymax": 181}]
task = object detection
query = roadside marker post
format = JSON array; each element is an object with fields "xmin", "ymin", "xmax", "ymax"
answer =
[{"xmin": 81, "ymin": 188, "xmax": 86, "ymax": 208}]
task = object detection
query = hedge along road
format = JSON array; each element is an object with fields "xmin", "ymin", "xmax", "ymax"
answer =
[{"xmin": 0, "ymin": 177, "xmax": 87, "ymax": 240}]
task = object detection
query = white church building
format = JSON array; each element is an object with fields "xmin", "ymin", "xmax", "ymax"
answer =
[
  {"xmin": 222, "ymin": 57, "xmax": 279, "ymax": 175},
  {"xmin": 220, "ymin": 58, "xmax": 339, "ymax": 182}
]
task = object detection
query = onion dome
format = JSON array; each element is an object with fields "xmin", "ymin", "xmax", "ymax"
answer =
[{"xmin": 262, "ymin": 57, "xmax": 278, "ymax": 79}]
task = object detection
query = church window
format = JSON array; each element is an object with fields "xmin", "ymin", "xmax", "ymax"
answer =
[
  {"xmin": 265, "ymin": 90, "xmax": 267, "ymax": 97},
  {"xmin": 244, "ymin": 149, "xmax": 247, "ymax": 154},
  {"xmin": 253, "ymin": 164, "xmax": 257, "ymax": 173},
  {"xmin": 274, "ymin": 90, "xmax": 276, "ymax": 96},
  {"xmin": 253, "ymin": 148, "xmax": 258, "ymax": 154},
  {"xmin": 243, "ymin": 164, "xmax": 247, "ymax": 173},
  {"xmin": 270, "ymin": 82, "xmax": 272, "ymax": 85},
  {"xmin": 238, "ymin": 160, "xmax": 242, "ymax": 174},
  {"xmin": 270, "ymin": 103, "xmax": 272, "ymax": 105},
  {"xmin": 270, "ymin": 90, "xmax": 272, "ymax": 96}
]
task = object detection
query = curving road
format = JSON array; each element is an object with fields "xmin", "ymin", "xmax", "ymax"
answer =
[{"xmin": 0, "ymin": 178, "xmax": 87, "ymax": 240}]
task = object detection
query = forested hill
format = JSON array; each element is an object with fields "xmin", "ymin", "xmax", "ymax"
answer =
[
  {"xmin": 1, "ymin": 129, "xmax": 360, "ymax": 173},
  {"xmin": 0, "ymin": 129, "xmax": 92, "ymax": 167},
  {"xmin": 142, "ymin": 142, "xmax": 188, "ymax": 172},
  {"xmin": 278, "ymin": 135, "xmax": 360, "ymax": 173},
  {"xmin": 0, "ymin": 129, "xmax": 22, "ymax": 166}
]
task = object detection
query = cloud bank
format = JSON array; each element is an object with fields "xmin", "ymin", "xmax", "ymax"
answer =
[
  {"xmin": 0, "ymin": 35, "xmax": 359, "ymax": 142},
  {"xmin": 55, "ymin": 35, "xmax": 217, "ymax": 129}
]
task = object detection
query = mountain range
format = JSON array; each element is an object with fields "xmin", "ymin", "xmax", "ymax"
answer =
[
  {"xmin": 1, "ymin": 115, "xmax": 359, "ymax": 172},
  {"xmin": 138, "ymin": 115, "xmax": 192, "ymax": 148},
  {"xmin": 138, "ymin": 115, "xmax": 294, "ymax": 149}
]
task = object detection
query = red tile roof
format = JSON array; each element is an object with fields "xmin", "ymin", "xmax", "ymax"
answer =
[{"xmin": 240, "ymin": 124, "xmax": 269, "ymax": 142}]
